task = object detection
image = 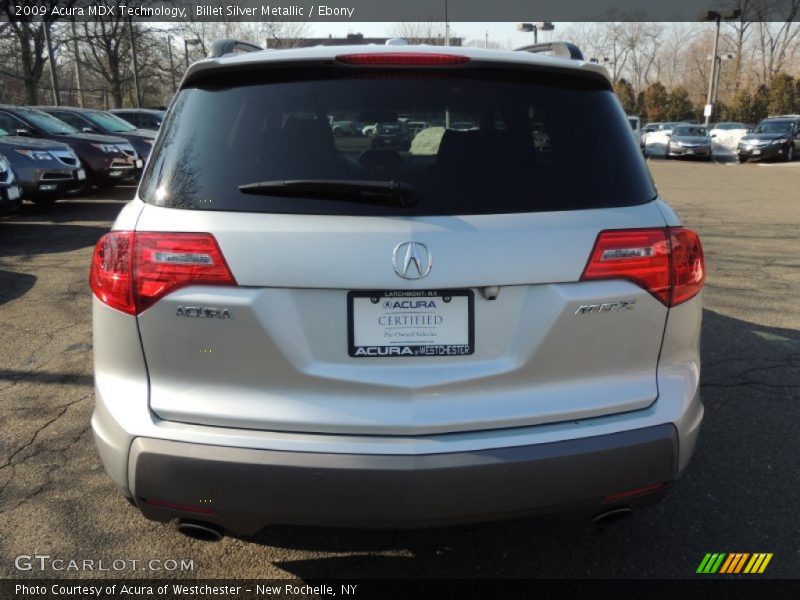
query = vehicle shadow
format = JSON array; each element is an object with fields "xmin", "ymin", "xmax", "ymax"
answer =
[
  {"xmin": 238, "ymin": 308, "xmax": 799, "ymax": 579},
  {"xmin": 0, "ymin": 221, "xmax": 111, "ymax": 257},
  {"xmin": 0, "ymin": 270, "xmax": 36, "ymax": 307}
]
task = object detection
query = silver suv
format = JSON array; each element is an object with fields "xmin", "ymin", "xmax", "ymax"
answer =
[{"xmin": 90, "ymin": 41, "xmax": 705, "ymax": 537}]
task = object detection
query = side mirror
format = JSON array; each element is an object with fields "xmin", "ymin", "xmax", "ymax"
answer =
[{"xmin": 15, "ymin": 128, "xmax": 31, "ymax": 136}]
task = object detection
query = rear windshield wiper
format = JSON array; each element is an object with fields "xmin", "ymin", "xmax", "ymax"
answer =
[{"xmin": 238, "ymin": 179, "xmax": 417, "ymax": 207}]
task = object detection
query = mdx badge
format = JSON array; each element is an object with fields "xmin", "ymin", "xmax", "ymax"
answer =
[
  {"xmin": 176, "ymin": 306, "xmax": 234, "ymax": 319},
  {"xmin": 574, "ymin": 300, "xmax": 636, "ymax": 315}
]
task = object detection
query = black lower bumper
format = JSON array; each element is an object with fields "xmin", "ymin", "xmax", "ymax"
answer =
[
  {"xmin": 129, "ymin": 424, "xmax": 678, "ymax": 533},
  {"xmin": 738, "ymin": 145, "xmax": 786, "ymax": 161}
]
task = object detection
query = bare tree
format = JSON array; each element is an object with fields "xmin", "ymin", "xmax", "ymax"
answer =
[{"xmin": 0, "ymin": 0, "xmax": 74, "ymax": 103}]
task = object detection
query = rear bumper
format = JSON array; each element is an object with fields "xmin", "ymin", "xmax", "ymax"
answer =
[{"xmin": 128, "ymin": 424, "xmax": 678, "ymax": 533}]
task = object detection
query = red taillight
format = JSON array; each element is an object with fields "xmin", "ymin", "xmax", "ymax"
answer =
[
  {"xmin": 89, "ymin": 231, "xmax": 135, "ymax": 314},
  {"xmin": 669, "ymin": 227, "xmax": 705, "ymax": 306},
  {"xmin": 336, "ymin": 52, "xmax": 470, "ymax": 66},
  {"xmin": 581, "ymin": 227, "xmax": 704, "ymax": 307},
  {"xmin": 89, "ymin": 232, "xmax": 236, "ymax": 315}
]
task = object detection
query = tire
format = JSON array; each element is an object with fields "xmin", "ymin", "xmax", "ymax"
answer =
[
  {"xmin": 738, "ymin": 156, "xmax": 747, "ymax": 164},
  {"xmin": 786, "ymin": 145, "xmax": 795, "ymax": 162},
  {"xmin": 29, "ymin": 194, "xmax": 58, "ymax": 205}
]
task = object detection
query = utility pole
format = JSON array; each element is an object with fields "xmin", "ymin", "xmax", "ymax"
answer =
[
  {"xmin": 129, "ymin": 17, "xmax": 141, "ymax": 107},
  {"xmin": 71, "ymin": 20, "xmax": 84, "ymax": 107},
  {"xmin": 43, "ymin": 20, "xmax": 61, "ymax": 106}
]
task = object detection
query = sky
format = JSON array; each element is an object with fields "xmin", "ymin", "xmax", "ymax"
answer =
[{"xmin": 305, "ymin": 22, "xmax": 562, "ymax": 49}]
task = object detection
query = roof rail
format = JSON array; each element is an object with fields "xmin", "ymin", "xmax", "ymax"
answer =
[
  {"xmin": 208, "ymin": 39, "xmax": 263, "ymax": 59},
  {"xmin": 514, "ymin": 41, "xmax": 584, "ymax": 61}
]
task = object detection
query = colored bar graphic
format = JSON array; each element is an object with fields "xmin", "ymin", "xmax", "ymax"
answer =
[
  {"xmin": 719, "ymin": 554, "xmax": 735, "ymax": 574},
  {"xmin": 697, "ymin": 553, "xmax": 713, "ymax": 574},
  {"xmin": 700, "ymin": 552, "xmax": 773, "ymax": 574},
  {"xmin": 758, "ymin": 554, "xmax": 773, "ymax": 573}
]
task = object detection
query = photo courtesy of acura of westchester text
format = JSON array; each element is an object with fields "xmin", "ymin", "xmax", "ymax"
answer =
[{"xmin": 1, "ymin": 0, "xmax": 799, "ymax": 596}]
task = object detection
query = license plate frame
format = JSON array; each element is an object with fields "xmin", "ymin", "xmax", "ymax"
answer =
[{"xmin": 347, "ymin": 290, "xmax": 474, "ymax": 358}]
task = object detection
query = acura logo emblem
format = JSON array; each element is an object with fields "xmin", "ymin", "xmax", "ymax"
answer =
[{"xmin": 393, "ymin": 242, "xmax": 432, "ymax": 279}]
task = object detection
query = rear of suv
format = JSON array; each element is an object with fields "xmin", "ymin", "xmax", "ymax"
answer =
[{"xmin": 91, "ymin": 42, "xmax": 705, "ymax": 535}]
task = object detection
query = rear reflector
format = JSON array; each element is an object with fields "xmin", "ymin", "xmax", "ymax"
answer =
[
  {"xmin": 336, "ymin": 52, "xmax": 470, "ymax": 66},
  {"xmin": 581, "ymin": 227, "xmax": 704, "ymax": 307},
  {"xmin": 90, "ymin": 232, "xmax": 236, "ymax": 315},
  {"xmin": 142, "ymin": 498, "xmax": 216, "ymax": 515},
  {"xmin": 603, "ymin": 482, "xmax": 667, "ymax": 504}
]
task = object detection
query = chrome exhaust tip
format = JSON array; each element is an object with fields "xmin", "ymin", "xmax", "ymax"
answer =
[
  {"xmin": 177, "ymin": 519, "xmax": 225, "ymax": 542},
  {"xmin": 591, "ymin": 507, "xmax": 633, "ymax": 527}
]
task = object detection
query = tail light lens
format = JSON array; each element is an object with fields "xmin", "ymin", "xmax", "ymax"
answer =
[
  {"xmin": 581, "ymin": 227, "xmax": 704, "ymax": 307},
  {"xmin": 336, "ymin": 53, "xmax": 470, "ymax": 66},
  {"xmin": 90, "ymin": 232, "xmax": 236, "ymax": 315}
]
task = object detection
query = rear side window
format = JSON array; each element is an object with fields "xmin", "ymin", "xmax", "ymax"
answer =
[{"xmin": 140, "ymin": 68, "xmax": 655, "ymax": 216}]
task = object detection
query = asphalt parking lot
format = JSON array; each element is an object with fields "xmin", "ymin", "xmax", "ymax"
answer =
[{"xmin": 1, "ymin": 161, "xmax": 798, "ymax": 579}]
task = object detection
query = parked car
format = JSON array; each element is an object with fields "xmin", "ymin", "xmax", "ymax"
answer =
[
  {"xmin": 370, "ymin": 122, "xmax": 410, "ymax": 150},
  {"xmin": 0, "ymin": 153, "xmax": 23, "ymax": 215},
  {"xmin": 666, "ymin": 125, "xmax": 713, "ymax": 161},
  {"xmin": 737, "ymin": 116, "xmax": 800, "ymax": 162},
  {"xmin": 0, "ymin": 106, "xmax": 142, "ymax": 189},
  {"xmin": 627, "ymin": 115, "xmax": 643, "ymax": 148},
  {"xmin": 36, "ymin": 106, "xmax": 156, "ymax": 162},
  {"xmin": 0, "ymin": 125, "xmax": 85, "ymax": 203},
  {"xmin": 108, "ymin": 108, "xmax": 165, "ymax": 131},
  {"xmin": 710, "ymin": 121, "xmax": 747, "ymax": 133},
  {"xmin": 330, "ymin": 121, "xmax": 361, "ymax": 137},
  {"xmin": 90, "ymin": 42, "xmax": 705, "ymax": 537}
]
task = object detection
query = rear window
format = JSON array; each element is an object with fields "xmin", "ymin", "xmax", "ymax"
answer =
[{"xmin": 140, "ymin": 68, "xmax": 656, "ymax": 216}]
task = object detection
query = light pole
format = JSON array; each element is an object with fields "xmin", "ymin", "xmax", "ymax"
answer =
[
  {"xmin": 167, "ymin": 36, "xmax": 177, "ymax": 94},
  {"xmin": 128, "ymin": 16, "xmax": 141, "ymax": 108},
  {"xmin": 43, "ymin": 20, "xmax": 61, "ymax": 106},
  {"xmin": 184, "ymin": 38, "xmax": 202, "ymax": 69},
  {"xmin": 517, "ymin": 22, "xmax": 554, "ymax": 45},
  {"xmin": 701, "ymin": 9, "xmax": 741, "ymax": 126}
]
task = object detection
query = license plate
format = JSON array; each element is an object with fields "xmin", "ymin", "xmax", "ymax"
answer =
[
  {"xmin": 753, "ymin": 149, "xmax": 761, "ymax": 155},
  {"xmin": 77, "ymin": 169, "xmax": 86, "ymax": 181},
  {"xmin": 135, "ymin": 159, "xmax": 143, "ymax": 168},
  {"xmin": 348, "ymin": 290, "xmax": 474, "ymax": 358}
]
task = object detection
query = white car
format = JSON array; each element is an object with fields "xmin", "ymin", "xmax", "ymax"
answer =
[{"xmin": 90, "ymin": 41, "xmax": 705, "ymax": 539}]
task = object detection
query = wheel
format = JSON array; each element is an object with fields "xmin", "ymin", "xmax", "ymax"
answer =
[
  {"xmin": 738, "ymin": 155, "xmax": 747, "ymax": 163},
  {"xmin": 786, "ymin": 144, "xmax": 795, "ymax": 162}
]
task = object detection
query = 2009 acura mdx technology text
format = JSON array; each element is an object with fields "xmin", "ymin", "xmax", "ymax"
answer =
[{"xmin": 90, "ymin": 40, "xmax": 705, "ymax": 539}]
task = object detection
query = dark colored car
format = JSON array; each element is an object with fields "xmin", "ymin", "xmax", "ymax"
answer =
[
  {"xmin": 108, "ymin": 108, "xmax": 165, "ymax": 131},
  {"xmin": 737, "ymin": 116, "xmax": 800, "ymax": 162},
  {"xmin": 0, "ymin": 153, "xmax": 23, "ymax": 215},
  {"xmin": 370, "ymin": 122, "xmax": 410, "ymax": 150},
  {"xmin": 0, "ymin": 126, "xmax": 85, "ymax": 203},
  {"xmin": 36, "ymin": 107, "xmax": 156, "ymax": 163},
  {"xmin": 666, "ymin": 125, "xmax": 713, "ymax": 161},
  {"xmin": 0, "ymin": 106, "xmax": 143, "ymax": 188}
]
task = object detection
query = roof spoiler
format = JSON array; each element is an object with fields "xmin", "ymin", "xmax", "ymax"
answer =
[
  {"xmin": 208, "ymin": 39, "xmax": 264, "ymax": 59},
  {"xmin": 514, "ymin": 41, "xmax": 584, "ymax": 61}
]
